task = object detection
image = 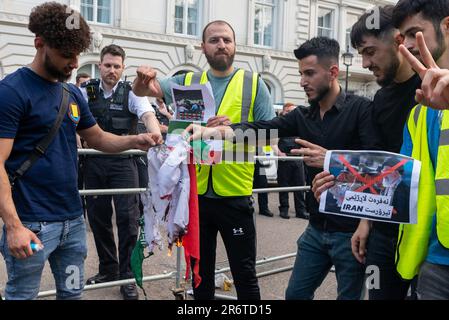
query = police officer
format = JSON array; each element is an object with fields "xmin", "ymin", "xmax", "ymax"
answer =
[{"xmin": 80, "ymin": 44, "xmax": 161, "ymax": 300}]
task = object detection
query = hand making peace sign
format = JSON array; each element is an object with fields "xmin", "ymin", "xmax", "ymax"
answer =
[{"xmin": 399, "ymin": 31, "xmax": 449, "ymax": 110}]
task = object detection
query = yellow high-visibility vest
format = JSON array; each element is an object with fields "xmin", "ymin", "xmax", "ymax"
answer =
[
  {"xmin": 396, "ymin": 106, "xmax": 449, "ymax": 280},
  {"xmin": 184, "ymin": 69, "xmax": 258, "ymax": 196},
  {"xmin": 435, "ymin": 110, "xmax": 449, "ymax": 248}
]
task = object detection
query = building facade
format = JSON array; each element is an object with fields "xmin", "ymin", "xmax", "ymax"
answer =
[{"xmin": 0, "ymin": 0, "xmax": 396, "ymax": 104}]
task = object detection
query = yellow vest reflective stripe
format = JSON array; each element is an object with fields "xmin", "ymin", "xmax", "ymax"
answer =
[
  {"xmin": 184, "ymin": 70, "xmax": 258, "ymax": 196},
  {"xmin": 435, "ymin": 111, "xmax": 449, "ymax": 248},
  {"xmin": 396, "ymin": 105, "xmax": 436, "ymax": 280}
]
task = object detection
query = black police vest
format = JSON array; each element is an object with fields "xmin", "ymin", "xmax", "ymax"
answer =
[{"xmin": 82, "ymin": 79, "xmax": 138, "ymax": 135}]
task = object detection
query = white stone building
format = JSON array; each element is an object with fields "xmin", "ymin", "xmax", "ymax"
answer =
[{"xmin": 0, "ymin": 0, "xmax": 397, "ymax": 104}]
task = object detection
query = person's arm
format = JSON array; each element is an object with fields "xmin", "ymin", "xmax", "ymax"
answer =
[
  {"xmin": 157, "ymin": 102, "xmax": 173, "ymax": 120},
  {"xmin": 127, "ymin": 91, "xmax": 162, "ymax": 138},
  {"xmin": 351, "ymin": 219, "xmax": 371, "ymax": 263},
  {"xmin": 160, "ymin": 124, "xmax": 168, "ymax": 134},
  {"xmin": 0, "ymin": 138, "xmax": 42, "ymax": 259},
  {"xmin": 186, "ymin": 109, "xmax": 302, "ymax": 144},
  {"xmin": 133, "ymin": 66, "xmax": 164, "ymax": 97},
  {"xmin": 141, "ymin": 111, "xmax": 162, "ymax": 136},
  {"xmin": 78, "ymin": 124, "xmax": 162, "ymax": 152}
]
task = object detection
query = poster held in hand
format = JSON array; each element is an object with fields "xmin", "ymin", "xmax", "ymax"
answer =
[
  {"xmin": 319, "ymin": 150, "xmax": 421, "ymax": 224},
  {"xmin": 166, "ymin": 83, "xmax": 222, "ymax": 164}
]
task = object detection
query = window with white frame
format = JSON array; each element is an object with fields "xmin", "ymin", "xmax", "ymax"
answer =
[
  {"xmin": 346, "ymin": 13, "xmax": 360, "ymax": 52},
  {"xmin": 77, "ymin": 64, "xmax": 100, "ymax": 79},
  {"xmin": 81, "ymin": 0, "xmax": 113, "ymax": 25},
  {"xmin": 254, "ymin": 0, "xmax": 276, "ymax": 47},
  {"xmin": 174, "ymin": 0, "xmax": 201, "ymax": 36},
  {"xmin": 317, "ymin": 7, "xmax": 334, "ymax": 38}
]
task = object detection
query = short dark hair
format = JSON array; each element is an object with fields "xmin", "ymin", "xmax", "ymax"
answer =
[
  {"xmin": 76, "ymin": 72, "xmax": 90, "ymax": 83},
  {"xmin": 294, "ymin": 37, "xmax": 340, "ymax": 65},
  {"xmin": 393, "ymin": 0, "xmax": 449, "ymax": 30},
  {"xmin": 100, "ymin": 44, "xmax": 126, "ymax": 62},
  {"xmin": 28, "ymin": 2, "xmax": 91, "ymax": 55},
  {"xmin": 202, "ymin": 20, "xmax": 236, "ymax": 43},
  {"xmin": 350, "ymin": 5, "xmax": 396, "ymax": 49}
]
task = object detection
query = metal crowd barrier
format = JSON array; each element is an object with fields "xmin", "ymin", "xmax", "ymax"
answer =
[{"xmin": 33, "ymin": 149, "xmax": 311, "ymax": 299}]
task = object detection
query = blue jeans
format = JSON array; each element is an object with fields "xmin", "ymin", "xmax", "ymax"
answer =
[
  {"xmin": 285, "ymin": 224, "xmax": 365, "ymax": 300},
  {"xmin": 0, "ymin": 215, "xmax": 87, "ymax": 300}
]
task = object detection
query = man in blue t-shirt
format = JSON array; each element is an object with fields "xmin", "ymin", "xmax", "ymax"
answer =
[{"xmin": 0, "ymin": 2, "xmax": 162, "ymax": 300}]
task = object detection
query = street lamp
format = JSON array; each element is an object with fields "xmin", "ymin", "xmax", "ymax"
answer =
[{"xmin": 342, "ymin": 46, "xmax": 354, "ymax": 94}]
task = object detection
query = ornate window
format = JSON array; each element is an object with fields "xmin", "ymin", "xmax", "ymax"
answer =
[
  {"xmin": 81, "ymin": 0, "xmax": 113, "ymax": 25},
  {"xmin": 317, "ymin": 7, "xmax": 334, "ymax": 38},
  {"xmin": 174, "ymin": 0, "xmax": 201, "ymax": 36},
  {"xmin": 254, "ymin": 0, "xmax": 276, "ymax": 47}
]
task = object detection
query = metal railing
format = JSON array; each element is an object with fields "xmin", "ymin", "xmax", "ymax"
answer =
[{"xmin": 18, "ymin": 149, "xmax": 310, "ymax": 300}]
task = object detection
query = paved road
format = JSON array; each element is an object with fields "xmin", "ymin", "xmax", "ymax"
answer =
[{"xmin": 0, "ymin": 193, "xmax": 339, "ymax": 300}]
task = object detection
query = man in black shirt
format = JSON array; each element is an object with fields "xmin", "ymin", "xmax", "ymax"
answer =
[
  {"xmin": 314, "ymin": 5, "xmax": 421, "ymax": 300},
  {"xmin": 187, "ymin": 37, "xmax": 382, "ymax": 299}
]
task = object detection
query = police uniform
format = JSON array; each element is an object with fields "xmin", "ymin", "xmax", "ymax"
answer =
[{"xmin": 80, "ymin": 79, "xmax": 153, "ymax": 284}]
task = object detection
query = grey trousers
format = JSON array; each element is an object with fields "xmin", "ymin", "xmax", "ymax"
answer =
[{"xmin": 417, "ymin": 261, "xmax": 449, "ymax": 300}]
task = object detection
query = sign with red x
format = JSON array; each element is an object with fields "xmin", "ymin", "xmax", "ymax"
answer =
[{"xmin": 319, "ymin": 150, "xmax": 421, "ymax": 224}]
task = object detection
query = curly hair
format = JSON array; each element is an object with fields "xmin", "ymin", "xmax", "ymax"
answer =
[{"xmin": 28, "ymin": 2, "xmax": 91, "ymax": 55}]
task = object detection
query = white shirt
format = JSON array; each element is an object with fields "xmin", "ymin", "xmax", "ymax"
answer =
[{"xmin": 80, "ymin": 80, "xmax": 154, "ymax": 120}]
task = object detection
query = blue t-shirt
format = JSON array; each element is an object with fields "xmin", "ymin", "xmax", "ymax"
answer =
[
  {"xmin": 0, "ymin": 67, "xmax": 96, "ymax": 222},
  {"xmin": 401, "ymin": 108, "xmax": 449, "ymax": 265}
]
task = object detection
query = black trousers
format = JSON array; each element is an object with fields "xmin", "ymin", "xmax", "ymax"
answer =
[
  {"xmin": 253, "ymin": 161, "xmax": 269, "ymax": 212},
  {"xmin": 85, "ymin": 157, "xmax": 140, "ymax": 279},
  {"xmin": 192, "ymin": 196, "xmax": 260, "ymax": 300},
  {"xmin": 277, "ymin": 161, "xmax": 306, "ymax": 214},
  {"xmin": 366, "ymin": 228, "xmax": 411, "ymax": 300}
]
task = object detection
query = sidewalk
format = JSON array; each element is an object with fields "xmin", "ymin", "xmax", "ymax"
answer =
[{"xmin": 0, "ymin": 193, "xmax": 338, "ymax": 300}]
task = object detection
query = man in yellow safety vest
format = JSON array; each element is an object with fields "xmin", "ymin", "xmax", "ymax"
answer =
[{"xmin": 133, "ymin": 20, "xmax": 275, "ymax": 300}]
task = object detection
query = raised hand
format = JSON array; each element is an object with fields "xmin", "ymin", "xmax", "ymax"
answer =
[
  {"xmin": 133, "ymin": 65, "xmax": 161, "ymax": 97},
  {"xmin": 290, "ymin": 138, "xmax": 327, "ymax": 168},
  {"xmin": 399, "ymin": 32, "xmax": 449, "ymax": 109}
]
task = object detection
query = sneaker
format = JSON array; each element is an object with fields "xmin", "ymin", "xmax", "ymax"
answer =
[
  {"xmin": 86, "ymin": 273, "xmax": 119, "ymax": 285},
  {"xmin": 120, "ymin": 283, "xmax": 139, "ymax": 300}
]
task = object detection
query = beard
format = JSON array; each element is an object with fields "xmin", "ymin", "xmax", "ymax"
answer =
[
  {"xmin": 44, "ymin": 53, "xmax": 71, "ymax": 82},
  {"xmin": 308, "ymin": 83, "xmax": 331, "ymax": 104},
  {"xmin": 376, "ymin": 54, "xmax": 400, "ymax": 87},
  {"xmin": 410, "ymin": 28, "xmax": 447, "ymax": 64},
  {"xmin": 205, "ymin": 50, "xmax": 235, "ymax": 72},
  {"xmin": 431, "ymin": 26, "xmax": 447, "ymax": 63}
]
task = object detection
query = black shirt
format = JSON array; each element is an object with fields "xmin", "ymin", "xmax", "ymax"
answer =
[
  {"xmin": 372, "ymin": 74, "xmax": 421, "ymax": 153},
  {"xmin": 232, "ymin": 90, "xmax": 382, "ymax": 233},
  {"xmin": 371, "ymin": 73, "xmax": 421, "ymax": 236}
]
